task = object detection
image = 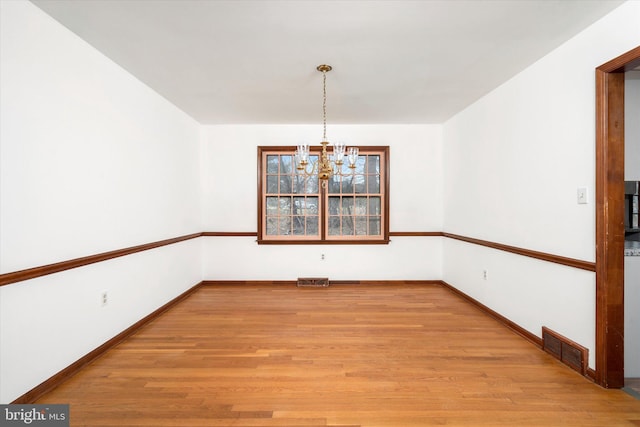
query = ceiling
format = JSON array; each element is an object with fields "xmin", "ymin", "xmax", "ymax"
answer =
[{"xmin": 31, "ymin": 0, "xmax": 625, "ymax": 124}]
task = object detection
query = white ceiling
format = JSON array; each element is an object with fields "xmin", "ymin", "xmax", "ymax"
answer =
[{"xmin": 31, "ymin": 0, "xmax": 625, "ymax": 124}]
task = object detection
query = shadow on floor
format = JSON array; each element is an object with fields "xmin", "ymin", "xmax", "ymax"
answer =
[{"xmin": 623, "ymin": 378, "xmax": 640, "ymax": 400}]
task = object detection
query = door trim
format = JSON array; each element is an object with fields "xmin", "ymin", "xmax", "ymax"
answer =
[{"xmin": 595, "ymin": 45, "xmax": 640, "ymax": 388}]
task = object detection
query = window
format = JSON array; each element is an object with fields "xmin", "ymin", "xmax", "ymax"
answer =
[{"xmin": 258, "ymin": 146, "xmax": 389, "ymax": 244}]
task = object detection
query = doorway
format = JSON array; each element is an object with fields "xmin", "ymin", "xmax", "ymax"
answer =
[{"xmin": 595, "ymin": 45, "xmax": 640, "ymax": 388}]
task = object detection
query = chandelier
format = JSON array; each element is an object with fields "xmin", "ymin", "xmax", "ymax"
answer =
[{"xmin": 294, "ymin": 64, "xmax": 359, "ymax": 186}]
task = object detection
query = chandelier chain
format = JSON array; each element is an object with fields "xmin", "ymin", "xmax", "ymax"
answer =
[{"xmin": 322, "ymin": 69, "xmax": 327, "ymax": 141}]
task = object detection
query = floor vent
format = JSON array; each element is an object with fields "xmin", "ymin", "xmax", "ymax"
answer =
[
  {"xmin": 297, "ymin": 277, "xmax": 330, "ymax": 288},
  {"xmin": 542, "ymin": 326, "xmax": 588, "ymax": 375}
]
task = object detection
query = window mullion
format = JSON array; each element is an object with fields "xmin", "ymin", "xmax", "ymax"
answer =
[{"xmin": 320, "ymin": 181, "xmax": 327, "ymax": 240}]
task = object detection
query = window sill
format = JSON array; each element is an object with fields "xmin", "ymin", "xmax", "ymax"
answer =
[{"xmin": 257, "ymin": 239, "xmax": 391, "ymax": 245}]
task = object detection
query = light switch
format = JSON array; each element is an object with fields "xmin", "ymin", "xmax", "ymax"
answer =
[{"xmin": 577, "ymin": 187, "xmax": 588, "ymax": 204}]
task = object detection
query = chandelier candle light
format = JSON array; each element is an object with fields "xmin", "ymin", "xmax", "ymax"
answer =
[{"xmin": 295, "ymin": 64, "xmax": 359, "ymax": 186}]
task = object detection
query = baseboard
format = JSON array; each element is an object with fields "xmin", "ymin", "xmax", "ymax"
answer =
[
  {"xmin": 11, "ymin": 282, "xmax": 203, "ymax": 404},
  {"xmin": 330, "ymin": 280, "xmax": 442, "ymax": 285},
  {"xmin": 201, "ymin": 280, "xmax": 296, "ymax": 286},
  {"xmin": 201, "ymin": 279, "xmax": 442, "ymax": 286},
  {"xmin": 439, "ymin": 281, "xmax": 543, "ymax": 348}
]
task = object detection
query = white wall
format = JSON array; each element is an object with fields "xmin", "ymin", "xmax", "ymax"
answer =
[
  {"xmin": 443, "ymin": 1, "xmax": 640, "ymax": 370},
  {"xmin": 625, "ymin": 256, "xmax": 640, "ymax": 377},
  {"xmin": 201, "ymin": 125, "xmax": 443, "ymax": 281},
  {"xmin": 626, "ymin": 73, "xmax": 640, "ymax": 181},
  {"xmin": 624, "ymin": 71, "xmax": 640, "ymax": 378},
  {"xmin": 0, "ymin": 0, "xmax": 202, "ymax": 403}
]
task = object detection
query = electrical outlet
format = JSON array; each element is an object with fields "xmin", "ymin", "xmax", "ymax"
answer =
[
  {"xmin": 100, "ymin": 290, "xmax": 108, "ymax": 307},
  {"xmin": 321, "ymin": 253, "xmax": 325, "ymax": 260},
  {"xmin": 483, "ymin": 270, "xmax": 488, "ymax": 281}
]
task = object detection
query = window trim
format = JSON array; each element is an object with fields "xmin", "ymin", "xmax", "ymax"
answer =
[{"xmin": 257, "ymin": 145, "xmax": 390, "ymax": 244}]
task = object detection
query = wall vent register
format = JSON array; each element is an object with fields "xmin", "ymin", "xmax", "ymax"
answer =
[
  {"xmin": 297, "ymin": 277, "xmax": 330, "ymax": 288},
  {"xmin": 542, "ymin": 326, "xmax": 588, "ymax": 375}
]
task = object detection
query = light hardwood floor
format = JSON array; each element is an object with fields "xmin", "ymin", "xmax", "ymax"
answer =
[{"xmin": 37, "ymin": 284, "xmax": 640, "ymax": 426}]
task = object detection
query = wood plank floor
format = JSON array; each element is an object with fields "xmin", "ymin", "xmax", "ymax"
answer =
[{"xmin": 37, "ymin": 284, "xmax": 640, "ymax": 426}]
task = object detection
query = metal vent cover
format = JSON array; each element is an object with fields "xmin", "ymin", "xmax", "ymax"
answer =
[{"xmin": 542, "ymin": 326, "xmax": 588, "ymax": 375}]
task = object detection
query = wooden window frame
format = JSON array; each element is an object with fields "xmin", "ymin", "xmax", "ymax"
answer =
[{"xmin": 257, "ymin": 145, "xmax": 390, "ymax": 244}]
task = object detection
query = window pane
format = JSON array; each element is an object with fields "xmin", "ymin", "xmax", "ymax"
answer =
[
  {"xmin": 355, "ymin": 217, "xmax": 368, "ymax": 235},
  {"xmin": 329, "ymin": 197, "xmax": 340, "ymax": 215},
  {"xmin": 355, "ymin": 197, "xmax": 367, "ymax": 215},
  {"xmin": 293, "ymin": 176, "xmax": 305, "ymax": 194},
  {"xmin": 267, "ymin": 155, "xmax": 279, "ymax": 174},
  {"xmin": 328, "ymin": 175, "xmax": 340, "ymax": 194},
  {"xmin": 342, "ymin": 175, "xmax": 354, "ymax": 193},
  {"xmin": 369, "ymin": 197, "xmax": 381, "ymax": 215},
  {"xmin": 266, "ymin": 196, "xmax": 278, "ymax": 214},
  {"xmin": 307, "ymin": 197, "xmax": 319, "ymax": 214},
  {"xmin": 279, "ymin": 197, "xmax": 291, "ymax": 215},
  {"xmin": 368, "ymin": 175, "xmax": 380, "ymax": 193},
  {"xmin": 278, "ymin": 217, "xmax": 291, "ymax": 235},
  {"xmin": 354, "ymin": 175, "xmax": 366, "ymax": 193},
  {"xmin": 306, "ymin": 177, "xmax": 319, "ymax": 194},
  {"xmin": 307, "ymin": 216, "xmax": 319, "ymax": 235},
  {"xmin": 280, "ymin": 155, "xmax": 293, "ymax": 174},
  {"xmin": 280, "ymin": 176, "xmax": 292, "ymax": 193},
  {"xmin": 266, "ymin": 217, "xmax": 278, "ymax": 235},
  {"xmin": 369, "ymin": 216, "xmax": 381, "ymax": 235},
  {"xmin": 266, "ymin": 176, "xmax": 278, "ymax": 194},
  {"xmin": 342, "ymin": 216, "xmax": 354, "ymax": 235},
  {"xmin": 293, "ymin": 216, "xmax": 305, "ymax": 235},
  {"xmin": 354, "ymin": 156, "xmax": 366, "ymax": 174},
  {"xmin": 368, "ymin": 155, "xmax": 380, "ymax": 174},
  {"xmin": 293, "ymin": 196, "xmax": 305, "ymax": 215},
  {"xmin": 328, "ymin": 216, "xmax": 340, "ymax": 235},
  {"xmin": 342, "ymin": 197, "xmax": 354, "ymax": 214}
]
